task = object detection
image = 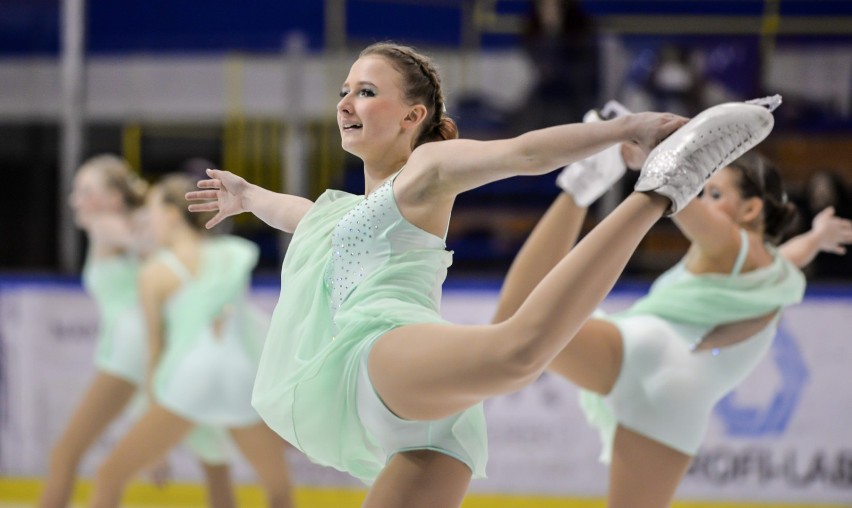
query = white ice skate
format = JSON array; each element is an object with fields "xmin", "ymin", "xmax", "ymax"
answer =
[
  {"xmin": 635, "ymin": 95, "xmax": 781, "ymax": 215},
  {"xmin": 557, "ymin": 101, "xmax": 631, "ymax": 207}
]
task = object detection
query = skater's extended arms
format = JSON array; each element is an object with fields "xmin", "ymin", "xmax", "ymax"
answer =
[{"xmin": 186, "ymin": 169, "xmax": 314, "ymax": 233}]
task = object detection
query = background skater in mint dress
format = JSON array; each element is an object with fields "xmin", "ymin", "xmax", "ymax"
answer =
[
  {"xmin": 88, "ymin": 174, "xmax": 294, "ymax": 508},
  {"xmin": 492, "ymin": 108, "xmax": 852, "ymax": 508},
  {"xmin": 187, "ymin": 42, "xmax": 775, "ymax": 507},
  {"xmin": 41, "ymin": 156, "xmax": 238, "ymax": 508}
]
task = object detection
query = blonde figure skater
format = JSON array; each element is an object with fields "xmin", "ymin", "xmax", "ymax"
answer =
[
  {"xmin": 187, "ymin": 42, "xmax": 775, "ymax": 507},
  {"xmin": 88, "ymin": 174, "xmax": 294, "ymax": 508},
  {"xmin": 492, "ymin": 103, "xmax": 852, "ymax": 508},
  {"xmin": 41, "ymin": 155, "xmax": 236, "ymax": 508}
]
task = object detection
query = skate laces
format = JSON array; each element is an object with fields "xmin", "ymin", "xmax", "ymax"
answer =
[
  {"xmin": 685, "ymin": 121, "xmax": 759, "ymax": 182},
  {"xmin": 679, "ymin": 101, "xmax": 776, "ymax": 180}
]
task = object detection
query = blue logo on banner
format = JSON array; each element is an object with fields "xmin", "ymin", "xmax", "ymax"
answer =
[{"xmin": 714, "ymin": 322, "xmax": 809, "ymax": 436}]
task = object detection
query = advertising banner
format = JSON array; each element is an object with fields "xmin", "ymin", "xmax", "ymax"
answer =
[{"xmin": 1, "ymin": 282, "xmax": 849, "ymax": 503}]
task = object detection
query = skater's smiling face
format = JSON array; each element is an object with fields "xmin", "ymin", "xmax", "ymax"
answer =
[
  {"xmin": 337, "ymin": 54, "xmax": 426, "ymax": 160},
  {"xmin": 336, "ymin": 43, "xmax": 457, "ymax": 170}
]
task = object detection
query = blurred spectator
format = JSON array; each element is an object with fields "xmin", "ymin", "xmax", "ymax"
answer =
[
  {"xmin": 807, "ymin": 170, "xmax": 851, "ymax": 216},
  {"xmin": 508, "ymin": 0, "xmax": 600, "ymax": 134},
  {"xmin": 646, "ymin": 44, "xmax": 704, "ymax": 116},
  {"xmin": 450, "ymin": 0, "xmax": 599, "ymax": 274},
  {"xmin": 622, "ymin": 44, "xmax": 707, "ymax": 117}
]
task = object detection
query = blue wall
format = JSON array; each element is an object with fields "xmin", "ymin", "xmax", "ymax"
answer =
[{"xmin": 2, "ymin": 0, "xmax": 850, "ymax": 55}]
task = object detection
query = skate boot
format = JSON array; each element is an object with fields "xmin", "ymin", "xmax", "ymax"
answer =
[{"xmin": 635, "ymin": 95, "xmax": 780, "ymax": 215}]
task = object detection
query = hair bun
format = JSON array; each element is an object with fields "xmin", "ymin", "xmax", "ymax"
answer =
[{"xmin": 431, "ymin": 116, "xmax": 459, "ymax": 143}]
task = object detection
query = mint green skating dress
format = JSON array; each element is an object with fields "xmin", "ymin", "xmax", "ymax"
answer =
[
  {"xmin": 580, "ymin": 230, "xmax": 806, "ymax": 461},
  {"xmin": 153, "ymin": 236, "xmax": 267, "ymax": 429},
  {"xmin": 83, "ymin": 255, "xmax": 146, "ymax": 385},
  {"xmin": 252, "ymin": 174, "xmax": 488, "ymax": 483},
  {"xmin": 82, "ymin": 252, "xmax": 234, "ymax": 464}
]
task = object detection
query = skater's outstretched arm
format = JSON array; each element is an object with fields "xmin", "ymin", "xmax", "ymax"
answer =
[
  {"xmin": 186, "ymin": 169, "xmax": 314, "ymax": 233},
  {"xmin": 780, "ymin": 206, "xmax": 852, "ymax": 267},
  {"xmin": 407, "ymin": 113, "xmax": 685, "ymax": 198}
]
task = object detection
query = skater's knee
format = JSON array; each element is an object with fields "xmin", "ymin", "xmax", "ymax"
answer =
[{"xmin": 491, "ymin": 321, "xmax": 551, "ymax": 385}]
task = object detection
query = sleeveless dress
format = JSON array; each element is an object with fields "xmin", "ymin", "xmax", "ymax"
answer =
[
  {"xmin": 252, "ymin": 173, "xmax": 488, "ymax": 483},
  {"xmin": 153, "ymin": 236, "xmax": 267, "ymax": 428},
  {"xmin": 84, "ymin": 255, "xmax": 146, "ymax": 385},
  {"xmin": 82, "ymin": 253, "xmax": 232, "ymax": 463},
  {"xmin": 580, "ymin": 230, "xmax": 806, "ymax": 461}
]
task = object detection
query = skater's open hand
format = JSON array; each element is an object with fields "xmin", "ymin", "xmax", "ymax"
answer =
[
  {"xmin": 186, "ymin": 169, "xmax": 250, "ymax": 229},
  {"xmin": 812, "ymin": 206, "xmax": 852, "ymax": 255}
]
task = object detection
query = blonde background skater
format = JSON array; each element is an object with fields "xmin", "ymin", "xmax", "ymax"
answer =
[
  {"xmin": 88, "ymin": 174, "xmax": 294, "ymax": 508},
  {"xmin": 41, "ymin": 156, "xmax": 237, "ymax": 508}
]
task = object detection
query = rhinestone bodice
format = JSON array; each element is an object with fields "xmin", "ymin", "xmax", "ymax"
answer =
[{"xmin": 323, "ymin": 174, "xmax": 445, "ymax": 314}]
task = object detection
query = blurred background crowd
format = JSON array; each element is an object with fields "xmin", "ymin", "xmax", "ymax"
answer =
[{"xmin": 2, "ymin": 0, "xmax": 851, "ymax": 282}]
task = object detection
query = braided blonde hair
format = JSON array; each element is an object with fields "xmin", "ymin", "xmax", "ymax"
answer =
[{"xmin": 360, "ymin": 42, "xmax": 459, "ymax": 148}]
